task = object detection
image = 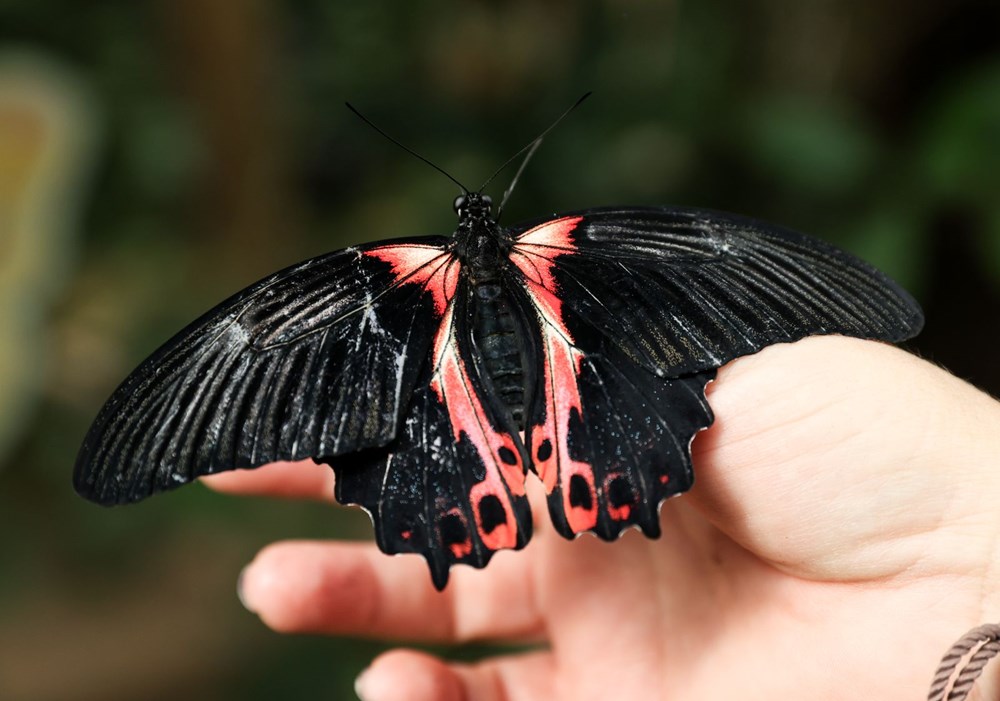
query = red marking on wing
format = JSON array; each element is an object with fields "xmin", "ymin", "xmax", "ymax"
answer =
[
  {"xmin": 513, "ymin": 216, "xmax": 583, "ymax": 322},
  {"xmin": 516, "ymin": 215, "xmax": 582, "ymax": 250},
  {"xmin": 511, "ymin": 216, "xmax": 598, "ymax": 533},
  {"xmin": 530, "ymin": 306, "xmax": 597, "ymax": 533},
  {"xmin": 608, "ymin": 504, "xmax": 631, "ymax": 521},
  {"xmin": 365, "ymin": 244, "xmax": 457, "ymax": 315},
  {"xmin": 431, "ymin": 301, "xmax": 524, "ymax": 551}
]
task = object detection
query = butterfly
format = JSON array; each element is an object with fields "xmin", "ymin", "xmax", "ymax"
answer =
[{"xmin": 74, "ymin": 108, "xmax": 923, "ymax": 590}]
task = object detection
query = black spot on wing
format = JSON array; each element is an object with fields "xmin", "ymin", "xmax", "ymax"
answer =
[
  {"xmin": 498, "ymin": 446, "xmax": 518, "ymax": 465},
  {"xmin": 536, "ymin": 439, "xmax": 552, "ymax": 461},
  {"xmin": 477, "ymin": 495, "xmax": 507, "ymax": 534},
  {"xmin": 439, "ymin": 513, "xmax": 470, "ymax": 550},
  {"xmin": 607, "ymin": 476, "xmax": 636, "ymax": 508},
  {"xmin": 568, "ymin": 475, "xmax": 593, "ymax": 510}
]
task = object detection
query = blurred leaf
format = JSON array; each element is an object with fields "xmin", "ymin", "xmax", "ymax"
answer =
[
  {"xmin": 915, "ymin": 61, "xmax": 1000, "ymax": 285},
  {"xmin": 842, "ymin": 205, "xmax": 929, "ymax": 297},
  {"xmin": 0, "ymin": 52, "xmax": 98, "ymax": 470},
  {"xmin": 740, "ymin": 96, "xmax": 879, "ymax": 196},
  {"xmin": 918, "ymin": 61, "xmax": 1000, "ymax": 204},
  {"xmin": 121, "ymin": 99, "xmax": 204, "ymax": 202},
  {"xmin": 601, "ymin": 122, "xmax": 697, "ymax": 201}
]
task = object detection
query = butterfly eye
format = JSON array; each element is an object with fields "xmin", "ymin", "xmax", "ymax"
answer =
[
  {"xmin": 453, "ymin": 195, "xmax": 466, "ymax": 214},
  {"xmin": 481, "ymin": 195, "xmax": 493, "ymax": 209}
]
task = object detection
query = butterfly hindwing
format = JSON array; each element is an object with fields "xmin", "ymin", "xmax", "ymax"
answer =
[
  {"xmin": 74, "ymin": 237, "xmax": 454, "ymax": 504},
  {"xmin": 509, "ymin": 217, "xmax": 715, "ymax": 541},
  {"xmin": 561, "ymin": 357, "xmax": 715, "ymax": 540},
  {"xmin": 332, "ymin": 267, "xmax": 532, "ymax": 589}
]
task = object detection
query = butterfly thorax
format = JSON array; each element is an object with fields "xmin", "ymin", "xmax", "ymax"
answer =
[{"xmin": 453, "ymin": 195, "xmax": 527, "ymax": 429}]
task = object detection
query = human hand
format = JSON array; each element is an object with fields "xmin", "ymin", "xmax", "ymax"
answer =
[{"xmin": 205, "ymin": 336, "xmax": 1000, "ymax": 700}]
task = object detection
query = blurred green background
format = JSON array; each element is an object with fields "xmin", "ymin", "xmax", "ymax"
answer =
[{"xmin": 2, "ymin": 1, "xmax": 999, "ymax": 699}]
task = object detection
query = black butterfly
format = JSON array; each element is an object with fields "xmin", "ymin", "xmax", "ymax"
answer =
[{"xmin": 74, "ymin": 114, "xmax": 923, "ymax": 589}]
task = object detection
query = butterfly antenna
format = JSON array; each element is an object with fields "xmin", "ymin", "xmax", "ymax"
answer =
[
  {"xmin": 346, "ymin": 102, "xmax": 469, "ymax": 194},
  {"xmin": 481, "ymin": 92, "xmax": 592, "ymax": 219}
]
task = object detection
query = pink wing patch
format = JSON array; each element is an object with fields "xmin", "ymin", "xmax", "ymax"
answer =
[
  {"xmin": 365, "ymin": 244, "xmax": 459, "ymax": 315},
  {"xmin": 366, "ymin": 243, "xmax": 525, "ymax": 553},
  {"xmin": 510, "ymin": 216, "xmax": 602, "ymax": 533}
]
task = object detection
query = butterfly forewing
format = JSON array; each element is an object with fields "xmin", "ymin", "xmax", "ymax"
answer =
[
  {"xmin": 516, "ymin": 207, "xmax": 923, "ymax": 379},
  {"xmin": 74, "ymin": 237, "xmax": 451, "ymax": 505}
]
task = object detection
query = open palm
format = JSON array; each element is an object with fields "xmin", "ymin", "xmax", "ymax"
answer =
[{"xmin": 206, "ymin": 337, "xmax": 1000, "ymax": 700}]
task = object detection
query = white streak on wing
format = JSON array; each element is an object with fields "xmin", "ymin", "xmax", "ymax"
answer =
[
  {"xmin": 222, "ymin": 320, "xmax": 250, "ymax": 347},
  {"xmin": 665, "ymin": 302, "xmax": 719, "ymax": 365},
  {"xmin": 392, "ymin": 347, "xmax": 407, "ymax": 419},
  {"xmin": 378, "ymin": 452, "xmax": 396, "ymax": 522},
  {"xmin": 363, "ymin": 302, "xmax": 387, "ymax": 337}
]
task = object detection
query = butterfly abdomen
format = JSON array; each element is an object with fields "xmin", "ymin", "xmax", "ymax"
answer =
[{"xmin": 472, "ymin": 276, "xmax": 527, "ymax": 430}]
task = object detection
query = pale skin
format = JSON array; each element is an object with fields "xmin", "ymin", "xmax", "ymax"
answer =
[{"xmin": 204, "ymin": 336, "xmax": 1000, "ymax": 700}]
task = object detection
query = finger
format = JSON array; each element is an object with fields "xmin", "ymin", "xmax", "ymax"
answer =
[
  {"xmin": 200, "ymin": 459, "xmax": 335, "ymax": 501},
  {"xmin": 354, "ymin": 648, "xmax": 554, "ymax": 701},
  {"xmin": 238, "ymin": 539, "xmax": 544, "ymax": 643}
]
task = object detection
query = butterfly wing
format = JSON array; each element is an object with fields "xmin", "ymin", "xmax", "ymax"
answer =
[
  {"xmin": 74, "ymin": 237, "xmax": 458, "ymax": 505},
  {"xmin": 332, "ymin": 270, "xmax": 532, "ymax": 589},
  {"xmin": 515, "ymin": 207, "xmax": 922, "ymax": 377},
  {"xmin": 508, "ymin": 208, "xmax": 922, "ymax": 539}
]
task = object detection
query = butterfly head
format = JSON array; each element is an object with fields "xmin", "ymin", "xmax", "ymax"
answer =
[{"xmin": 453, "ymin": 192, "xmax": 494, "ymax": 223}]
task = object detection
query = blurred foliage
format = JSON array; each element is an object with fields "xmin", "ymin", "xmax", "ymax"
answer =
[
  {"xmin": 0, "ymin": 53, "xmax": 97, "ymax": 469},
  {"xmin": 0, "ymin": 1, "xmax": 999, "ymax": 699}
]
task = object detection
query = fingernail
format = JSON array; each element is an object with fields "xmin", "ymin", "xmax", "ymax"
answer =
[{"xmin": 237, "ymin": 564, "xmax": 255, "ymax": 613}]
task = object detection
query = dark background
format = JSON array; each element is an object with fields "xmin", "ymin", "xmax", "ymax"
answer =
[{"xmin": 1, "ymin": 1, "xmax": 999, "ymax": 699}]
